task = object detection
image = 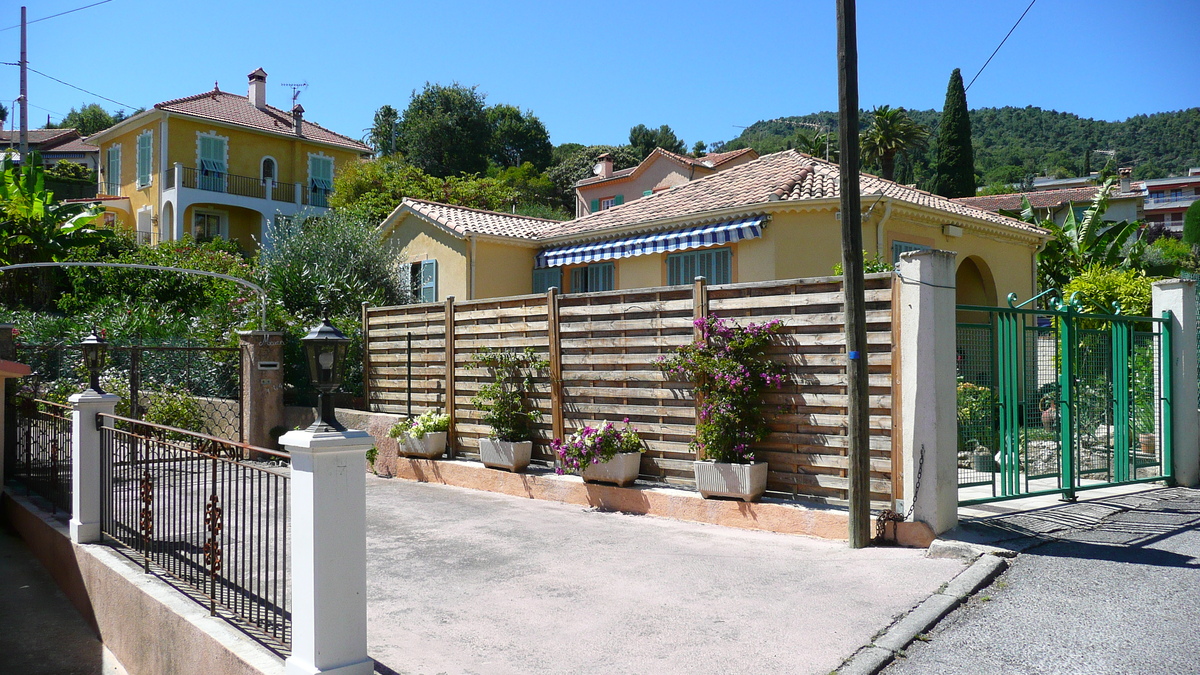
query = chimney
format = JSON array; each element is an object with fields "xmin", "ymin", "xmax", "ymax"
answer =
[
  {"xmin": 596, "ymin": 152, "xmax": 614, "ymax": 179},
  {"xmin": 1118, "ymin": 166, "xmax": 1132, "ymax": 193},
  {"xmin": 292, "ymin": 104, "xmax": 304, "ymax": 137},
  {"xmin": 248, "ymin": 68, "xmax": 268, "ymax": 109}
]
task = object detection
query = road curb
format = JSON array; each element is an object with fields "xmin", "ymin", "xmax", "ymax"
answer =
[{"xmin": 835, "ymin": 553, "xmax": 1010, "ymax": 674}]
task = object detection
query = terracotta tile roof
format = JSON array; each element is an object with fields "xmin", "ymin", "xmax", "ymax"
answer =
[
  {"xmin": 545, "ymin": 150, "xmax": 1047, "ymax": 240},
  {"xmin": 153, "ymin": 89, "xmax": 371, "ymax": 153},
  {"xmin": 576, "ymin": 147, "xmax": 758, "ymax": 187},
  {"xmin": 396, "ymin": 198, "xmax": 557, "ymax": 240},
  {"xmin": 42, "ymin": 137, "xmax": 98, "ymax": 153},
  {"xmin": 953, "ymin": 187, "xmax": 1102, "ymax": 212},
  {"xmin": 0, "ymin": 128, "xmax": 78, "ymax": 147}
]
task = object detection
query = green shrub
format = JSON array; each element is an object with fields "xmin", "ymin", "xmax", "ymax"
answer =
[
  {"xmin": 1138, "ymin": 236, "xmax": 1195, "ymax": 273},
  {"xmin": 1183, "ymin": 200, "xmax": 1200, "ymax": 246},
  {"xmin": 389, "ymin": 409, "xmax": 450, "ymax": 439},
  {"xmin": 833, "ymin": 252, "xmax": 893, "ymax": 276},
  {"xmin": 1060, "ymin": 265, "xmax": 1153, "ymax": 317},
  {"xmin": 143, "ymin": 385, "xmax": 208, "ymax": 434},
  {"xmin": 469, "ymin": 347, "xmax": 547, "ymax": 442}
]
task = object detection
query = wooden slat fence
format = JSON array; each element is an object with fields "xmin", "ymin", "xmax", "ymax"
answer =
[{"xmin": 364, "ymin": 272, "xmax": 896, "ymax": 508}]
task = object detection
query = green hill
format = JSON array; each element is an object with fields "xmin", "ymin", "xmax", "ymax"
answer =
[{"xmin": 719, "ymin": 106, "xmax": 1200, "ymax": 190}]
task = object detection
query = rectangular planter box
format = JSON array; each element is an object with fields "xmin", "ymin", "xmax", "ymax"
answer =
[
  {"xmin": 479, "ymin": 438, "xmax": 532, "ymax": 472},
  {"xmin": 403, "ymin": 431, "xmax": 447, "ymax": 459},
  {"xmin": 694, "ymin": 461, "xmax": 768, "ymax": 502},
  {"xmin": 580, "ymin": 452, "xmax": 642, "ymax": 487}
]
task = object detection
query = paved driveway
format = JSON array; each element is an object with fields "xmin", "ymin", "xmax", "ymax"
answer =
[
  {"xmin": 885, "ymin": 487, "xmax": 1200, "ymax": 675},
  {"xmin": 364, "ymin": 476, "xmax": 965, "ymax": 675}
]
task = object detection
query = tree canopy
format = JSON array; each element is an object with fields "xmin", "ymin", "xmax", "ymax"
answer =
[
  {"xmin": 860, "ymin": 106, "xmax": 929, "ymax": 181},
  {"xmin": 629, "ymin": 124, "xmax": 685, "ymax": 159},
  {"xmin": 396, "ymin": 83, "xmax": 493, "ymax": 177},
  {"xmin": 933, "ymin": 69, "xmax": 975, "ymax": 198},
  {"xmin": 366, "ymin": 105, "xmax": 400, "ymax": 157},
  {"xmin": 45, "ymin": 103, "xmax": 132, "ymax": 136},
  {"xmin": 488, "ymin": 104, "xmax": 552, "ymax": 171},
  {"xmin": 329, "ymin": 155, "xmax": 517, "ymax": 225}
]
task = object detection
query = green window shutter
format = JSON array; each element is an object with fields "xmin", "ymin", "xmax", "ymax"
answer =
[
  {"xmin": 714, "ymin": 248, "xmax": 732, "ymax": 284},
  {"xmin": 643, "ymin": 190, "xmax": 653, "ymax": 196},
  {"xmin": 420, "ymin": 260, "xmax": 437, "ymax": 302},
  {"xmin": 588, "ymin": 263, "xmax": 614, "ymax": 292},
  {"xmin": 137, "ymin": 133, "xmax": 152, "ymax": 187},
  {"xmin": 106, "ymin": 146, "xmax": 121, "ymax": 190},
  {"xmin": 614, "ymin": 194, "xmax": 624, "ymax": 205},
  {"xmin": 589, "ymin": 199, "xmax": 600, "ymax": 213},
  {"xmin": 891, "ymin": 241, "xmax": 930, "ymax": 263},
  {"xmin": 532, "ymin": 267, "xmax": 561, "ymax": 294}
]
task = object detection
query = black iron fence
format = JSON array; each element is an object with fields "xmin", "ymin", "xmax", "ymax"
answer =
[
  {"xmin": 14, "ymin": 343, "xmax": 243, "ymax": 442},
  {"xmin": 99, "ymin": 413, "xmax": 291, "ymax": 650},
  {"xmin": 12, "ymin": 398, "xmax": 73, "ymax": 515}
]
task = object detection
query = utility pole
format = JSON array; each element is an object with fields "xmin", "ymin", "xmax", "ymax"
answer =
[
  {"xmin": 19, "ymin": 6, "xmax": 28, "ymax": 159},
  {"xmin": 837, "ymin": 0, "xmax": 871, "ymax": 548}
]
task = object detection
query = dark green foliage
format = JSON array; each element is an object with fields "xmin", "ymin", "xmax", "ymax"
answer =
[
  {"xmin": 366, "ymin": 105, "xmax": 400, "ymax": 157},
  {"xmin": 396, "ymin": 83, "xmax": 492, "ymax": 177},
  {"xmin": 933, "ymin": 69, "xmax": 975, "ymax": 198},
  {"xmin": 1184, "ymin": 200, "xmax": 1200, "ymax": 246},
  {"xmin": 44, "ymin": 103, "xmax": 132, "ymax": 136},
  {"xmin": 551, "ymin": 143, "xmax": 585, "ymax": 166},
  {"xmin": 860, "ymin": 106, "xmax": 929, "ymax": 181},
  {"xmin": 628, "ymin": 124, "xmax": 685, "ymax": 159},
  {"xmin": 469, "ymin": 347, "xmax": 548, "ymax": 442},
  {"xmin": 692, "ymin": 141, "xmax": 707, "ymax": 157},
  {"xmin": 45, "ymin": 160, "xmax": 94, "ymax": 182},
  {"xmin": 488, "ymin": 105, "xmax": 552, "ymax": 171},
  {"xmin": 329, "ymin": 156, "xmax": 517, "ymax": 225}
]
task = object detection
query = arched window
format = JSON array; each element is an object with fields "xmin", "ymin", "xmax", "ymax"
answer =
[{"xmin": 261, "ymin": 157, "xmax": 276, "ymax": 184}]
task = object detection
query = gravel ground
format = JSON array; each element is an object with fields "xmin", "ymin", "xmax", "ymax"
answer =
[{"xmin": 885, "ymin": 487, "xmax": 1200, "ymax": 675}]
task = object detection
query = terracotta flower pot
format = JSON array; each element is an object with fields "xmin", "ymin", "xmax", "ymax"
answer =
[
  {"xmin": 694, "ymin": 461, "xmax": 768, "ymax": 502},
  {"xmin": 580, "ymin": 452, "xmax": 642, "ymax": 487},
  {"xmin": 479, "ymin": 438, "xmax": 532, "ymax": 472}
]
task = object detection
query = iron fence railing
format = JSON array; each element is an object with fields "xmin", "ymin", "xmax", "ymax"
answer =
[
  {"xmin": 178, "ymin": 166, "xmax": 306, "ymax": 203},
  {"xmin": 99, "ymin": 413, "xmax": 291, "ymax": 650},
  {"xmin": 271, "ymin": 180, "xmax": 295, "ymax": 203},
  {"xmin": 12, "ymin": 398, "xmax": 73, "ymax": 515}
]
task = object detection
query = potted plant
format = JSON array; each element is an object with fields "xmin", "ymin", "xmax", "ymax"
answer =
[
  {"xmin": 658, "ymin": 315, "xmax": 785, "ymax": 502},
  {"xmin": 552, "ymin": 419, "xmax": 645, "ymax": 487},
  {"xmin": 388, "ymin": 409, "xmax": 450, "ymax": 459},
  {"xmin": 470, "ymin": 347, "xmax": 548, "ymax": 472}
]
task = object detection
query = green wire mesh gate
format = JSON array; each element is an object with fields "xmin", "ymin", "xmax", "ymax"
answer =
[{"xmin": 956, "ymin": 294, "xmax": 1173, "ymax": 505}]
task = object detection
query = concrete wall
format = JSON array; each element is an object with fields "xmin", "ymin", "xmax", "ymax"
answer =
[{"xmin": 2, "ymin": 492, "xmax": 282, "ymax": 675}]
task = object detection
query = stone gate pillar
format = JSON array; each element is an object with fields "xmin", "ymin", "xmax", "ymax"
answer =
[
  {"xmin": 238, "ymin": 331, "xmax": 285, "ymax": 449},
  {"xmin": 1152, "ymin": 279, "xmax": 1199, "ymax": 487}
]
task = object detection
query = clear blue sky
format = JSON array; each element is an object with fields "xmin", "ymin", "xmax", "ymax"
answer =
[{"xmin": 3, "ymin": 0, "xmax": 1197, "ymax": 149}]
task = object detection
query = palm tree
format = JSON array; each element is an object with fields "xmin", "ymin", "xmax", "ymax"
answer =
[{"xmin": 860, "ymin": 106, "xmax": 930, "ymax": 181}]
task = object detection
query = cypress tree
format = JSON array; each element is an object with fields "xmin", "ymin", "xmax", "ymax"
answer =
[
  {"xmin": 933, "ymin": 69, "xmax": 975, "ymax": 198},
  {"xmin": 1183, "ymin": 200, "xmax": 1200, "ymax": 246}
]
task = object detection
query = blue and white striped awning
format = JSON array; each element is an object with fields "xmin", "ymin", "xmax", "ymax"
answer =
[{"xmin": 535, "ymin": 215, "xmax": 766, "ymax": 269}]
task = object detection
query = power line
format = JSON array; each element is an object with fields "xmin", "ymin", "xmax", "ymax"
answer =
[
  {"xmin": 26, "ymin": 66, "xmax": 136, "ymax": 109},
  {"xmin": 965, "ymin": 0, "xmax": 1037, "ymax": 92},
  {"xmin": 1, "ymin": 0, "xmax": 113, "ymax": 32}
]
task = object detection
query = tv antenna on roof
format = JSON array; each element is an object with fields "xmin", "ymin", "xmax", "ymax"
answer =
[{"xmin": 280, "ymin": 81, "xmax": 308, "ymax": 107}]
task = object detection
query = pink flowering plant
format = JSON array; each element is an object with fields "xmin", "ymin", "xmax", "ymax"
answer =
[
  {"xmin": 657, "ymin": 315, "xmax": 786, "ymax": 463},
  {"xmin": 552, "ymin": 419, "xmax": 644, "ymax": 475}
]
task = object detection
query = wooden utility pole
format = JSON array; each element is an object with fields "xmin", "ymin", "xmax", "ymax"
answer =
[
  {"xmin": 19, "ymin": 6, "xmax": 29, "ymax": 158},
  {"xmin": 837, "ymin": 0, "xmax": 871, "ymax": 548}
]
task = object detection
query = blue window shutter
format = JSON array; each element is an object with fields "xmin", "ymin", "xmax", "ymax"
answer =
[
  {"xmin": 532, "ymin": 267, "xmax": 561, "ymax": 294},
  {"xmin": 420, "ymin": 260, "xmax": 437, "ymax": 302},
  {"xmin": 891, "ymin": 241, "xmax": 930, "ymax": 263},
  {"xmin": 643, "ymin": 190, "xmax": 653, "ymax": 196},
  {"xmin": 589, "ymin": 199, "xmax": 600, "ymax": 213},
  {"xmin": 614, "ymin": 194, "xmax": 624, "ymax": 205},
  {"xmin": 589, "ymin": 263, "xmax": 614, "ymax": 292},
  {"xmin": 714, "ymin": 248, "xmax": 732, "ymax": 284}
]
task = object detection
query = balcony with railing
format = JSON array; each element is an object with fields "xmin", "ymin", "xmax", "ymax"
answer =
[
  {"xmin": 164, "ymin": 164, "xmax": 326, "ymax": 210},
  {"xmin": 1145, "ymin": 193, "xmax": 1199, "ymax": 208}
]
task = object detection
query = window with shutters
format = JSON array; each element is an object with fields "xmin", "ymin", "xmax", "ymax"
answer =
[
  {"xmin": 891, "ymin": 240, "xmax": 930, "ymax": 263},
  {"xmin": 197, "ymin": 133, "xmax": 228, "ymax": 192},
  {"xmin": 308, "ymin": 154, "xmax": 334, "ymax": 207},
  {"xmin": 136, "ymin": 131, "xmax": 152, "ymax": 188},
  {"xmin": 532, "ymin": 267, "xmax": 562, "ymax": 294},
  {"xmin": 403, "ymin": 260, "xmax": 438, "ymax": 303},
  {"xmin": 104, "ymin": 145, "xmax": 121, "ymax": 195},
  {"xmin": 568, "ymin": 262, "xmax": 614, "ymax": 293},
  {"xmin": 599, "ymin": 197, "xmax": 616, "ymax": 210},
  {"xmin": 666, "ymin": 247, "xmax": 731, "ymax": 286}
]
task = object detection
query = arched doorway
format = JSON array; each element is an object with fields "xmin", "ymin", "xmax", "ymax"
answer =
[
  {"xmin": 160, "ymin": 201, "xmax": 174, "ymax": 243},
  {"xmin": 956, "ymin": 256, "xmax": 997, "ymax": 309}
]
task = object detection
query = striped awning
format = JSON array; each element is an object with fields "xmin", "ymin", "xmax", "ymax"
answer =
[{"xmin": 535, "ymin": 215, "xmax": 766, "ymax": 269}]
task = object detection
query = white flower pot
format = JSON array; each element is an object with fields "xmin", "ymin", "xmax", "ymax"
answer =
[
  {"xmin": 694, "ymin": 461, "xmax": 768, "ymax": 502},
  {"xmin": 403, "ymin": 431, "xmax": 447, "ymax": 459},
  {"xmin": 580, "ymin": 452, "xmax": 642, "ymax": 487},
  {"xmin": 479, "ymin": 438, "xmax": 532, "ymax": 472}
]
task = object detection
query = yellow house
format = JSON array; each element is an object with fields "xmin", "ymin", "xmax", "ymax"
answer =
[
  {"xmin": 85, "ymin": 68, "xmax": 371, "ymax": 248},
  {"xmin": 381, "ymin": 150, "xmax": 1051, "ymax": 308}
]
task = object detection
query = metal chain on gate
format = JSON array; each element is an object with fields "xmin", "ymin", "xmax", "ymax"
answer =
[{"xmin": 874, "ymin": 443, "xmax": 925, "ymax": 543}]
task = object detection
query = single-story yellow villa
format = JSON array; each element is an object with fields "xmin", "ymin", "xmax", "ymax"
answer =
[{"xmin": 379, "ymin": 150, "xmax": 1051, "ymax": 307}]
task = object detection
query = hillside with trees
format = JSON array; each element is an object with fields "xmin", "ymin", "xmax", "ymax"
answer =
[{"xmin": 720, "ymin": 106, "xmax": 1200, "ymax": 192}]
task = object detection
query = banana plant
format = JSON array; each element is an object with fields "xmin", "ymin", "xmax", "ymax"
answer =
[
  {"xmin": 1001, "ymin": 178, "xmax": 1144, "ymax": 292},
  {"xmin": 0, "ymin": 152, "xmax": 110, "ymax": 265}
]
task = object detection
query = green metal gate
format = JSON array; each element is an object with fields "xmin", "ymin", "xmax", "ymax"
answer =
[{"xmin": 956, "ymin": 292, "xmax": 1173, "ymax": 505}]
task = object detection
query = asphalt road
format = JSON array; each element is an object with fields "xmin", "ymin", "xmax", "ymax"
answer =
[
  {"xmin": 885, "ymin": 487, "xmax": 1200, "ymax": 675},
  {"xmin": 362, "ymin": 476, "xmax": 965, "ymax": 675}
]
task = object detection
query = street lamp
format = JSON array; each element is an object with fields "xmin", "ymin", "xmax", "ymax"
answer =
[
  {"xmin": 301, "ymin": 314, "xmax": 350, "ymax": 432},
  {"xmin": 80, "ymin": 329, "xmax": 108, "ymax": 394}
]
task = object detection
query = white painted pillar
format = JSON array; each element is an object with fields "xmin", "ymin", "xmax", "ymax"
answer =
[
  {"xmin": 173, "ymin": 162, "xmax": 185, "ymax": 241},
  {"xmin": 1152, "ymin": 279, "xmax": 1199, "ymax": 487},
  {"xmin": 280, "ymin": 427, "xmax": 374, "ymax": 675},
  {"xmin": 896, "ymin": 250, "xmax": 959, "ymax": 535},
  {"xmin": 69, "ymin": 390, "xmax": 119, "ymax": 544}
]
